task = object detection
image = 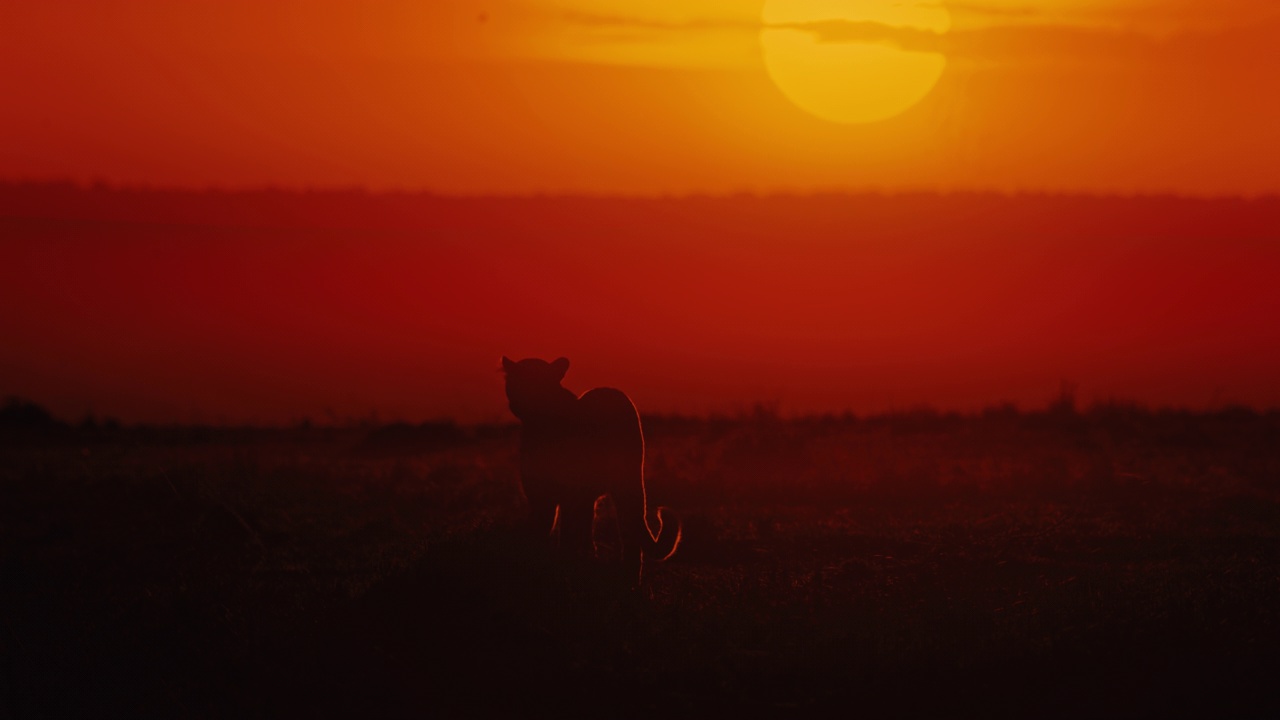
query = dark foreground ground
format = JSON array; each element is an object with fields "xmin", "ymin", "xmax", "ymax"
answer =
[{"xmin": 4, "ymin": 404, "xmax": 1280, "ymax": 718}]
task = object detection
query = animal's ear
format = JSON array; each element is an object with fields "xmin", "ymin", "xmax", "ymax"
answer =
[
  {"xmin": 551, "ymin": 357, "xmax": 570, "ymax": 380},
  {"xmin": 501, "ymin": 356, "xmax": 516, "ymax": 373}
]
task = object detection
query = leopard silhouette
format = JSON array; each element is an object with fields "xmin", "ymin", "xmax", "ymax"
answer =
[{"xmin": 502, "ymin": 356, "xmax": 680, "ymax": 583}]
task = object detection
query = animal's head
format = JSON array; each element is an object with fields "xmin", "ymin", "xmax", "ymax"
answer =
[{"xmin": 501, "ymin": 356, "xmax": 570, "ymax": 420}]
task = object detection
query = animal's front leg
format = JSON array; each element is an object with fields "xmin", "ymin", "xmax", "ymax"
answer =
[
  {"xmin": 613, "ymin": 489, "xmax": 646, "ymax": 586},
  {"xmin": 556, "ymin": 497, "xmax": 596, "ymax": 559}
]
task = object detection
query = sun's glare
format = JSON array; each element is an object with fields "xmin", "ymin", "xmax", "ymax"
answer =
[{"xmin": 761, "ymin": 0, "xmax": 950, "ymax": 124}]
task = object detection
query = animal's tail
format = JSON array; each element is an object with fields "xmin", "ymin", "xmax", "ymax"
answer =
[
  {"xmin": 617, "ymin": 487, "xmax": 681, "ymax": 573},
  {"xmin": 645, "ymin": 506, "xmax": 682, "ymax": 561}
]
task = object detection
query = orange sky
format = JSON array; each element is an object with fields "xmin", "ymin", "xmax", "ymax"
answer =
[
  {"xmin": 3, "ymin": 0, "xmax": 1280, "ymax": 194},
  {"xmin": 3, "ymin": 3, "xmax": 1280, "ymax": 424}
]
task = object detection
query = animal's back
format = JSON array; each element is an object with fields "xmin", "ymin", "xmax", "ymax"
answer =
[
  {"xmin": 577, "ymin": 386, "xmax": 638, "ymax": 421},
  {"xmin": 574, "ymin": 387, "xmax": 643, "ymax": 477},
  {"xmin": 577, "ymin": 387, "xmax": 642, "ymax": 435}
]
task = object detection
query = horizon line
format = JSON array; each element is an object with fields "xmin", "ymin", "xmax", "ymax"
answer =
[
  {"xmin": 4, "ymin": 178, "xmax": 1279, "ymax": 203},
  {"xmin": 6, "ymin": 395, "xmax": 1280, "ymax": 433}
]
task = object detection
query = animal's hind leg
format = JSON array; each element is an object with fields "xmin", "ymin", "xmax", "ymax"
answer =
[
  {"xmin": 592, "ymin": 495, "xmax": 622, "ymax": 562},
  {"xmin": 613, "ymin": 488, "xmax": 646, "ymax": 584},
  {"xmin": 528, "ymin": 497, "xmax": 559, "ymax": 545}
]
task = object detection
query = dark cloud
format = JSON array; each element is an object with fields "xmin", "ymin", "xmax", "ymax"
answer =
[
  {"xmin": 558, "ymin": 10, "xmax": 755, "ymax": 33},
  {"xmin": 558, "ymin": 9, "xmax": 1279, "ymax": 66},
  {"xmin": 926, "ymin": 2, "xmax": 1041, "ymax": 19},
  {"xmin": 558, "ymin": 11, "xmax": 945, "ymax": 53},
  {"xmin": 771, "ymin": 20, "xmax": 944, "ymax": 52}
]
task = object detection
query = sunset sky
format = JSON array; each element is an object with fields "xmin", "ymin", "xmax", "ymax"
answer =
[
  {"xmin": 3, "ymin": 1, "xmax": 1279, "ymax": 424},
  {"xmin": 4, "ymin": 0, "xmax": 1280, "ymax": 194}
]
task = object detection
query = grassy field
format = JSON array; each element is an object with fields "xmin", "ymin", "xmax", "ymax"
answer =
[{"xmin": 4, "ymin": 404, "xmax": 1280, "ymax": 717}]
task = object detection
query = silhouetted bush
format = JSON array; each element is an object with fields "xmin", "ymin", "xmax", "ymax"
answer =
[
  {"xmin": 0, "ymin": 396, "xmax": 64, "ymax": 429},
  {"xmin": 358, "ymin": 420, "xmax": 467, "ymax": 454}
]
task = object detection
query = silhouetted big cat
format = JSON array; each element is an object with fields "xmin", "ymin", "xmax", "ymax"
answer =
[{"xmin": 501, "ymin": 356, "xmax": 679, "ymax": 583}]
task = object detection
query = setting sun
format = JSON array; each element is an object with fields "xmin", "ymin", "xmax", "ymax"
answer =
[{"xmin": 761, "ymin": 0, "xmax": 950, "ymax": 124}]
